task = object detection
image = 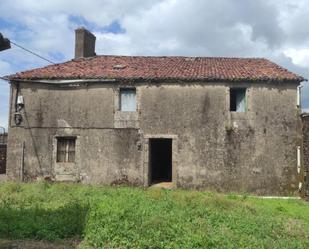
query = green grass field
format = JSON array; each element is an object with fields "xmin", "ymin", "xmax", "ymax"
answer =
[{"xmin": 0, "ymin": 182, "xmax": 308, "ymax": 249}]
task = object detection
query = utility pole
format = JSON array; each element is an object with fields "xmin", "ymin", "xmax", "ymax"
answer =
[{"xmin": 0, "ymin": 33, "xmax": 11, "ymax": 51}]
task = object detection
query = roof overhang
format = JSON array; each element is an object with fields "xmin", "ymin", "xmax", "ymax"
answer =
[{"xmin": 6, "ymin": 78, "xmax": 116, "ymax": 85}]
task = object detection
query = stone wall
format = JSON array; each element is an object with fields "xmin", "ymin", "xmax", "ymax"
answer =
[
  {"xmin": 0, "ymin": 133, "xmax": 7, "ymax": 144},
  {"xmin": 302, "ymin": 114, "xmax": 309, "ymax": 198},
  {"xmin": 0, "ymin": 133, "xmax": 7, "ymax": 175},
  {"xmin": 6, "ymin": 81, "xmax": 301, "ymax": 195}
]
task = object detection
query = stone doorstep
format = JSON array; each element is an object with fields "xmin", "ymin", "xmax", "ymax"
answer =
[
  {"xmin": 150, "ymin": 181, "xmax": 175, "ymax": 189},
  {"xmin": 54, "ymin": 174, "xmax": 77, "ymax": 182}
]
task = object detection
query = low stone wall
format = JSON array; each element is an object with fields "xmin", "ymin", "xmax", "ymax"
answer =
[
  {"xmin": 0, "ymin": 133, "xmax": 7, "ymax": 144},
  {"xmin": 0, "ymin": 133, "xmax": 7, "ymax": 175}
]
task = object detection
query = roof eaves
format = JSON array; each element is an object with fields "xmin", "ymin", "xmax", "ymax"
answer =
[{"xmin": 5, "ymin": 76, "xmax": 305, "ymax": 83}]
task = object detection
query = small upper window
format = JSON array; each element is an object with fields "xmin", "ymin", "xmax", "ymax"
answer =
[
  {"xmin": 230, "ymin": 88, "xmax": 246, "ymax": 112},
  {"xmin": 120, "ymin": 88, "xmax": 136, "ymax": 112},
  {"xmin": 57, "ymin": 138, "xmax": 76, "ymax": 163}
]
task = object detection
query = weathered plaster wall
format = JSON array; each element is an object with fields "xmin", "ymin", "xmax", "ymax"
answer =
[
  {"xmin": 7, "ymin": 127, "xmax": 142, "ymax": 185},
  {"xmin": 7, "ymin": 83, "xmax": 143, "ymax": 185},
  {"xmin": 139, "ymin": 83, "xmax": 300, "ymax": 195},
  {"xmin": 6, "ymin": 81, "xmax": 301, "ymax": 195}
]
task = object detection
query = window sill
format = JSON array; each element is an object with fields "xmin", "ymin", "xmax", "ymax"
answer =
[
  {"xmin": 56, "ymin": 162, "xmax": 76, "ymax": 164},
  {"xmin": 54, "ymin": 174, "xmax": 78, "ymax": 182},
  {"xmin": 230, "ymin": 111, "xmax": 249, "ymax": 120}
]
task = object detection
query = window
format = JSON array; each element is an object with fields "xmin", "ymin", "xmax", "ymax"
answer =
[
  {"xmin": 57, "ymin": 138, "xmax": 76, "ymax": 163},
  {"xmin": 120, "ymin": 88, "xmax": 136, "ymax": 111},
  {"xmin": 230, "ymin": 88, "xmax": 246, "ymax": 112}
]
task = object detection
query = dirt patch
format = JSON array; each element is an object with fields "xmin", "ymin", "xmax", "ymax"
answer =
[
  {"xmin": 0, "ymin": 174, "xmax": 7, "ymax": 182},
  {"xmin": 0, "ymin": 239, "xmax": 80, "ymax": 249},
  {"xmin": 284, "ymin": 218, "xmax": 306, "ymax": 237}
]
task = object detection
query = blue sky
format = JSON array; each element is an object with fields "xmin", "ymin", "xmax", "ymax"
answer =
[{"xmin": 1, "ymin": 0, "xmax": 309, "ymax": 130}]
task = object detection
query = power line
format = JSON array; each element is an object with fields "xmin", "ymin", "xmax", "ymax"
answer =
[{"xmin": 10, "ymin": 41, "xmax": 55, "ymax": 64}]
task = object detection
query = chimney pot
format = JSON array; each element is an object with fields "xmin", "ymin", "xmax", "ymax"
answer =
[{"xmin": 75, "ymin": 27, "xmax": 96, "ymax": 59}]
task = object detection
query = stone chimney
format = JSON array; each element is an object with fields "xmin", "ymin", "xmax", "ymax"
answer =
[{"xmin": 75, "ymin": 27, "xmax": 96, "ymax": 59}]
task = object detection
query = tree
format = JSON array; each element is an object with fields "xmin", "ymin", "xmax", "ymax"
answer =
[{"xmin": 0, "ymin": 33, "xmax": 10, "ymax": 51}]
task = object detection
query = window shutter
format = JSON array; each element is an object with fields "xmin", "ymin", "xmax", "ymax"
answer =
[
  {"xmin": 57, "ymin": 140, "xmax": 67, "ymax": 162},
  {"xmin": 68, "ymin": 140, "xmax": 76, "ymax": 163},
  {"xmin": 57, "ymin": 138, "xmax": 76, "ymax": 163}
]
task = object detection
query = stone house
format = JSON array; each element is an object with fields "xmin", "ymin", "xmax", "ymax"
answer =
[{"xmin": 4, "ymin": 28, "xmax": 306, "ymax": 195}]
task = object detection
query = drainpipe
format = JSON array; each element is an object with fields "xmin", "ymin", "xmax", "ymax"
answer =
[
  {"xmin": 297, "ymin": 84, "xmax": 303, "ymax": 108},
  {"xmin": 297, "ymin": 83, "xmax": 303, "ymax": 192},
  {"xmin": 14, "ymin": 82, "xmax": 20, "ymax": 112},
  {"xmin": 20, "ymin": 141, "xmax": 25, "ymax": 182},
  {"xmin": 297, "ymin": 146, "xmax": 301, "ymax": 174}
]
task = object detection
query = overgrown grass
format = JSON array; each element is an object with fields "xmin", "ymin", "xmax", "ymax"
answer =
[{"xmin": 0, "ymin": 182, "xmax": 308, "ymax": 248}]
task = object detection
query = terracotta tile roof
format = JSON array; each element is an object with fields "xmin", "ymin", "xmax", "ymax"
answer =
[{"xmin": 6, "ymin": 55, "xmax": 305, "ymax": 82}]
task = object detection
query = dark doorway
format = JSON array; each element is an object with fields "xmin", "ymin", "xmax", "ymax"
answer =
[{"xmin": 149, "ymin": 138, "xmax": 172, "ymax": 184}]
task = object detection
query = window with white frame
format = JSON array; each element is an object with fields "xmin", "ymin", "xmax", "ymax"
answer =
[
  {"xmin": 120, "ymin": 88, "xmax": 136, "ymax": 111},
  {"xmin": 230, "ymin": 88, "xmax": 247, "ymax": 112},
  {"xmin": 57, "ymin": 138, "xmax": 76, "ymax": 163}
]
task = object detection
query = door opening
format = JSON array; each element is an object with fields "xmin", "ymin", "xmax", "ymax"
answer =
[{"xmin": 149, "ymin": 138, "xmax": 172, "ymax": 184}]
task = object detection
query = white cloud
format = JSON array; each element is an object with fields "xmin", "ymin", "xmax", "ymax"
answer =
[{"xmin": 284, "ymin": 48, "xmax": 309, "ymax": 67}]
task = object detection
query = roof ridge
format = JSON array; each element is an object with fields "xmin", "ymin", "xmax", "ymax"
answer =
[{"xmin": 72, "ymin": 54, "xmax": 267, "ymax": 61}]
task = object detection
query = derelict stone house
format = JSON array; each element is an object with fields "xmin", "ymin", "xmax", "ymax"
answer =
[{"xmin": 4, "ymin": 28, "xmax": 306, "ymax": 195}]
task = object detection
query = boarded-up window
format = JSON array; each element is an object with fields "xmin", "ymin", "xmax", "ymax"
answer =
[
  {"xmin": 230, "ymin": 88, "xmax": 246, "ymax": 112},
  {"xmin": 57, "ymin": 138, "xmax": 76, "ymax": 163},
  {"xmin": 120, "ymin": 88, "xmax": 136, "ymax": 111}
]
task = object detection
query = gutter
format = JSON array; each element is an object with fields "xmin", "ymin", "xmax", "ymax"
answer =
[
  {"xmin": 7, "ymin": 78, "xmax": 116, "ymax": 85},
  {"xmin": 1, "ymin": 75, "xmax": 306, "ymax": 84}
]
